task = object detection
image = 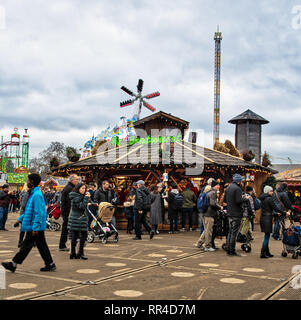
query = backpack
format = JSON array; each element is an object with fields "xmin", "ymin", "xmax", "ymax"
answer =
[
  {"xmin": 254, "ymin": 198, "xmax": 261, "ymax": 211},
  {"xmin": 197, "ymin": 192, "xmax": 208, "ymax": 213},
  {"xmin": 174, "ymin": 193, "xmax": 184, "ymax": 210},
  {"xmin": 142, "ymin": 191, "xmax": 152, "ymax": 211}
]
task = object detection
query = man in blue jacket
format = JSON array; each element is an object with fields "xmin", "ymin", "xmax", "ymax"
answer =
[{"xmin": 2, "ymin": 173, "xmax": 56, "ymax": 272}]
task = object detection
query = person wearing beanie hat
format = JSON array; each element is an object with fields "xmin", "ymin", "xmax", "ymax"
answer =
[
  {"xmin": 259, "ymin": 186, "xmax": 286, "ymax": 259},
  {"xmin": 0, "ymin": 183, "xmax": 11, "ymax": 231},
  {"xmin": 2, "ymin": 174, "xmax": 56, "ymax": 273},
  {"xmin": 224, "ymin": 174, "xmax": 245, "ymax": 256},
  {"xmin": 264, "ymin": 186, "xmax": 273, "ymax": 194}
]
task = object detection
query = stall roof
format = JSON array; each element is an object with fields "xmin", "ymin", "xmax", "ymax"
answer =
[{"xmin": 51, "ymin": 140, "xmax": 277, "ymax": 175}]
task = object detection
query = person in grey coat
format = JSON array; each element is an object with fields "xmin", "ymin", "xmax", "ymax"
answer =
[
  {"xmin": 67, "ymin": 183, "xmax": 91, "ymax": 260},
  {"xmin": 150, "ymin": 184, "xmax": 166, "ymax": 234}
]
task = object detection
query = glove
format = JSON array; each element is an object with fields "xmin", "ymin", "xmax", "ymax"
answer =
[{"xmin": 13, "ymin": 222, "xmax": 20, "ymax": 228}]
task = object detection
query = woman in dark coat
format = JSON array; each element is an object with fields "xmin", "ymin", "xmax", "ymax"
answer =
[
  {"xmin": 68, "ymin": 183, "xmax": 91, "ymax": 260},
  {"xmin": 259, "ymin": 186, "xmax": 286, "ymax": 258},
  {"xmin": 167, "ymin": 183, "xmax": 181, "ymax": 234}
]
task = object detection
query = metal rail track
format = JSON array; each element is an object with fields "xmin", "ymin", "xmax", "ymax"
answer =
[{"xmin": 22, "ymin": 251, "xmax": 206, "ymax": 300}]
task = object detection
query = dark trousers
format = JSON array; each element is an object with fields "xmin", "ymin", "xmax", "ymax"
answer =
[
  {"xmin": 262, "ymin": 232, "xmax": 270, "ymax": 250},
  {"xmin": 70, "ymin": 230, "xmax": 87, "ymax": 255},
  {"xmin": 181, "ymin": 208, "xmax": 193, "ymax": 229},
  {"xmin": 18, "ymin": 231, "xmax": 25, "ymax": 247},
  {"xmin": 170, "ymin": 219, "xmax": 178, "ymax": 232},
  {"xmin": 152, "ymin": 224, "xmax": 158, "ymax": 232},
  {"xmin": 0, "ymin": 207, "xmax": 8, "ymax": 230},
  {"xmin": 59, "ymin": 213, "xmax": 69, "ymax": 249},
  {"xmin": 127, "ymin": 218, "xmax": 133, "ymax": 232},
  {"xmin": 135, "ymin": 210, "xmax": 151, "ymax": 238},
  {"xmin": 226, "ymin": 217, "xmax": 242, "ymax": 253},
  {"xmin": 13, "ymin": 231, "xmax": 53, "ymax": 266}
]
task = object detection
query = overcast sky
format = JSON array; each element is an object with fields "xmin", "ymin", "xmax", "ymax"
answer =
[{"xmin": 0, "ymin": 0, "xmax": 301, "ymax": 164}]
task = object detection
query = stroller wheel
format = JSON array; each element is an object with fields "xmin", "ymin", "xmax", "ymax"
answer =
[
  {"xmin": 102, "ymin": 237, "xmax": 107, "ymax": 244},
  {"xmin": 222, "ymin": 243, "xmax": 227, "ymax": 251},
  {"xmin": 113, "ymin": 237, "xmax": 119, "ymax": 243},
  {"xmin": 87, "ymin": 232, "xmax": 95, "ymax": 243},
  {"xmin": 49, "ymin": 222, "xmax": 57, "ymax": 232},
  {"xmin": 55, "ymin": 222, "xmax": 61, "ymax": 231},
  {"xmin": 241, "ymin": 244, "xmax": 251, "ymax": 253},
  {"xmin": 281, "ymin": 251, "xmax": 287, "ymax": 257},
  {"xmin": 292, "ymin": 253, "xmax": 299, "ymax": 260}
]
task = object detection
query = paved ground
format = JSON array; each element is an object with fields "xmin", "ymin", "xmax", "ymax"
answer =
[{"xmin": 0, "ymin": 212, "xmax": 300, "ymax": 300}]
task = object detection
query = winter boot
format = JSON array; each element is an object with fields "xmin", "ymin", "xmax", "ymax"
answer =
[
  {"xmin": 260, "ymin": 248, "xmax": 269, "ymax": 259},
  {"xmin": 70, "ymin": 246, "xmax": 78, "ymax": 259},
  {"xmin": 77, "ymin": 246, "xmax": 88, "ymax": 260},
  {"xmin": 266, "ymin": 247, "xmax": 274, "ymax": 258}
]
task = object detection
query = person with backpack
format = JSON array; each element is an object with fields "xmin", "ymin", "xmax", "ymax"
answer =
[
  {"xmin": 197, "ymin": 185, "xmax": 211, "ymax": 235},
  {"xmin": 167, "ymin": 183, "xmax": 183, "ymax": 234},
  {"xmin": 272, "ymin": 183, "xmax": 293, "ymax": 241},
  {"xmin": 133, "ymin": 180, "xmax": 153, "ymax": 240},
  {"xmin": 195, "ymin": 180, "xmax": 221, "ymax": 251},
  {"xmin": 181, "ymin": 183, "xmax": 197, "ymax": 232}
]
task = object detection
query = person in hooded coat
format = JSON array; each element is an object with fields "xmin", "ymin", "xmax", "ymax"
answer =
[
  {"xmin": 259, "ymin": 185, "xmax": 286, "ymax": 258},
  {"xmin": 68, "ymin": 183, "xmax": 91, "ymax": 260}
]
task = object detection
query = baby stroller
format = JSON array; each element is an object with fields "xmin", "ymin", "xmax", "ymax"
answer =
[
  {"xmin": 220, "ymin": 210, "xmax": 252, "ymax": 253},
  {"xmin": 281, "ymin": 216, "xmax": 301, "ymax": 259},
  {"xmin": 86, "ymin": 202, "xmax": 119, "ymax": 244},
  {"xmin": 46, "ymin": 202, "xmax": 61, "ymax": 232}
]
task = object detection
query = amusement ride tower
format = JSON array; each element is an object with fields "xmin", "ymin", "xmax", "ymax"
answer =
[{"xmin": 213, "ymin": 26, "xmax": 222, "ymax": 145}]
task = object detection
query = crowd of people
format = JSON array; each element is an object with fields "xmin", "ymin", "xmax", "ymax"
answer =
[{"xmin": 0, "ymin": 171, "xmax": 297, "ymax": 273}]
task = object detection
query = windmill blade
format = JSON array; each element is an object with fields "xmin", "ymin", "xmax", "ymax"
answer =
[
  {"xmin": 121, "ymin": 86, "xmax": 135, "ymax": 96},
  {"xmin": 137, "ymin": 79, "xmax": 144, "ymax": 93},
  {"xmin": 143, "ymin": 101, "xmax": 156, "ymax": 112},
  {"xmin": 120, "ymin": 99, "xmax": 135, "ymax": 107},
  {"xmin": 145, "ymin": 91, "xmax": 160, "ymax": 99}
]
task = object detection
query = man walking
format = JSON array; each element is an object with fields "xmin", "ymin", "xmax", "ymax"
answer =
[
  {"xmin": 133, "ymin": 180, "xmax": 153, "ymax": 240},
  {"xmin": 0, "ymin": 184, "xmax": 11, "ymax": 231},
  {"xmin": 224, "ymin": 174, "xmax": 244, "ymax": 256},
  {"xmin": 59, "ymin": 174, "xmax": 79, "ymax": 251},
  {"xmin": 195, "ymin": 180, "xmax": 221, "ymax": 252},
  {"xmin": 2, "ymin": 173, "xmax": 56, "ymax": 272}
]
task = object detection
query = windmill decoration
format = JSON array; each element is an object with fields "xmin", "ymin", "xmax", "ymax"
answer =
[{"xmin": 120, "ymin": 79, "xmax": 160, "ymax": 120}]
